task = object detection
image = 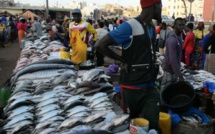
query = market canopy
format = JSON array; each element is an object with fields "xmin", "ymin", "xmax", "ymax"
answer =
[
  {"xmin": 21, "ymin": 10, "xmax": 40, "ymax": 21},
  {"xmin": 0, "ymin": 10, "xmax": 15, "ymax": 17}
]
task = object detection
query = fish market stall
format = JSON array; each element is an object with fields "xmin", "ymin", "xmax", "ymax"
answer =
[
  {"xmin": 183, "ymin": 69, "xmax": 215, "ymax": 121},
  {"xmin": 0, "ymin": 35, "xmax": 130, "ymax": 134}
]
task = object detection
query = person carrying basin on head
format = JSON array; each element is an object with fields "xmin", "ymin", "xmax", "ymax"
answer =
[
  {"xmin": 95, "ymin": 0, "xmax": 162, "ymax": 133},
  {"xmin": 69, "ymin": 8, "xmax": 98, "ymax": 64}
]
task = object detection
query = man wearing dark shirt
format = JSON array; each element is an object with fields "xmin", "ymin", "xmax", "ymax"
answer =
[{"xmin": 161, "ymin": 18, "xmax": 185, "ymax": 92}]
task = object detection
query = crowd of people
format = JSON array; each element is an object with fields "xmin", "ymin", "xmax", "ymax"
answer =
[{"xmin": 156, "ymin": 18, "xmax": 215, "ymax": 71}]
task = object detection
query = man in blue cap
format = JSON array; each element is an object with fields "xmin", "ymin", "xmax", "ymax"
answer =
[{"xmin": 69, "ymin": 8, "xmax": 98, "ymax": 64}]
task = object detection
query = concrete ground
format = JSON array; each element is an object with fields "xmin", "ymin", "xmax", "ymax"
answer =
[{"xmin": 0, "ymin": 41, "xmax": 20, "ymax": 87}]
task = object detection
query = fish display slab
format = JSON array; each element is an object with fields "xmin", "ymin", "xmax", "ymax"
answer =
[{"xmin": 3, "ymin": 34, "xmax": 127, "ymax": 134}]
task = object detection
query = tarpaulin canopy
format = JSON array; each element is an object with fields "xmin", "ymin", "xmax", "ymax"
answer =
[{"xmin": 21, "ymin": 10, "xmax": 40, "ymax": 21}]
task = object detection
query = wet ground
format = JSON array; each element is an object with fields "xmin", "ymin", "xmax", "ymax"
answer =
[{"xmin": 0, "ymin": 41, "xmax": 20, "ymax": 87}]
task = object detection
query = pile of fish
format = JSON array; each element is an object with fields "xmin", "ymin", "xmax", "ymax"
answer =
[
  {"xmin": 182, "ymin": 68, "xmax": 215, "ymax": 90},
  {"xmin": 3, "ymin": 81, "xmax": 129, "ymax": 133},
  {"xmin": 23, "ymin": 34, "xmax": 50, "ymax": 50},
  {"xmin": 2, "ymin": 58, "xmax": 130, "ymax": 134},
  {"xmin": 10, "ymin": 58, "xmax": 77, "ymax": 87},
  {"xmin": 14, "ymin": 34, "xmax": 66, "ymax": 73},
  {"xmin": 13, "ymin": 50, "xmax": 49, "ymax": 73},
  {"xmin": 43, "ymin": 41, "xmax": 66, "ymax": 52}
]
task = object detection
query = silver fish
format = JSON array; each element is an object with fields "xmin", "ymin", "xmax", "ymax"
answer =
[
  {"xmin": 89, "ymin": 92, "xmax": 107, "ymax": 103},
  {"xmin": 83, "ymin": 112, "xmax": 107, "ymax": 123},
  {"xmin": 15, "ymin": 80, "xmax": 33, "ymax": 88},
  {"xmin": 49, "ymin": 121, "xmax": 62, "ymax": 127},
  {"xmin": 38, "ymin": 110, "xmax": 63, "ymax": 122},
  {"xmin": 34, "ymin": 121, "xmax": 54, "ymax": 131},
  {"xmin": 93, "ymin": 101, "xmax": 112, "ymax": 108},
  {"xmin": 54, "ymin": 89, "xmax": 69, "ymax": 94},
  {"xmin": 53, "ymin": 85, "xmax": 69, "ymax": 90},
  {"xmin": 17, "ymin": 69, "xmax": 68, "ymax": 81},
  {"xmin": 82, "ymin": 68, "xmax": 104, "ymax": 81},
  {"xmin": 39, "ymin": 92, "xmax": 58, "ymax": 101},
  {"xmin": 70, "ymin": 125, "xmax": 92, "ymax": 131},
  {"xmin": 64, "ymin": 95, "xmax": 84, "ymax": 106},
  {"xmin": 111, "ymin": 114, "xmax": 130, "ymax": 126},
  {"xmin": 89, "ymin": 97, "xmax": 110, "ymax": 108},
  {"xmin": 36, "ymin": 98, "xmax": 59, "ymax": 108},
  {"xmin": 100, "ymin": 122, "xmax": 114, "ymax": 130},
  {"xmin": 66, "ymin": 106, "xmax": 90, "ymax": 117},
  {"xmin": 58, "ymin": 92, "xmax": 72, "ymax": 97},
  {"xmin": 52, "ymin": 73, "xmax": 73, "ymax": 85},
  {"xmin": 64, "ymin": 100, "xmax": 85, "ymax": 112},
  {"xmin": 73, "ymin": 87, "xmax": 91, "ymax": 94},
  {"xmin": 11, "ymin": 87, "xmax": 32, "ymax": 95},
  {"xmin": 11, "ymin": 120, "xmax": 33, "ymax": 134},
  {"xmin": 58, "ymin": 117, "xmax": 83, "ymax": 130},
  {"xmin": 39, "ymin": 128, "xmax": 56, "ymax": 134},
  {"xmin": 36, "ymin": 104, "xmax": 60, "ymax": 115},
  {"xmin": 3, "ymin": 120, "xmax": 33, "ymax": 130},
  {"xmin": 7, "ymin": 96, "xmax": 32, "ymax": 109},
  {"xmin": 69, "ymin": 111, "xmax": 90, "ymax": 118},
  {"xmin": 94, "ymin": 121, "xmax": 106, "ymax": 130},
  {"xmin": 31, "ymin": 96, "xmax": 42, "ymax": 103},
  {"xmin": 6, "ymin": 106, "xmax": 34, "ymax": 117},
  {"xmin": 46, "ymin": 116, "xmax": 65, "ymax": 122},
  {"xmin": 4, "ymin": 114, "xmax": 34, "ymax": 128},
  {"xmin": 26, "ymin": 58, "xmax": 77, "ymax": 66},
  {"xmin": 8, "ymin": 92, "xmax": 31, "ymax": 103},
  {"xmin": 7, "ymin": 112, "xmax": 34, "ymax": 121},
  {"xmin": 11, "ymin": 64, "xmax": 75, "ymax": 88},
  {"xmin": 8, "ymin": 112, "xmax": 34, "ymax": 121}
]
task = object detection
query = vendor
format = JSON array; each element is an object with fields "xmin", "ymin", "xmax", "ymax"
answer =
[
  {"xmin": 69, "ymin": 8, "xmax": 98, "ymax": 64},
  {"xmin": 161, "ymin": 18, "xmax": 185, "ymax": 91},
  {"xmin": 95, "ymin": 0, "xmax": 162, "ymax": 132}
]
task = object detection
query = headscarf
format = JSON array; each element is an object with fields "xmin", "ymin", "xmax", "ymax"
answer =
[{"xmin": 140, "ymin": 0, "xmax": 161, "ymax": 8}]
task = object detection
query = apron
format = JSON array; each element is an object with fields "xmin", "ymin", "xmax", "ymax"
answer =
[{"xmin": 70, "ymin": 30, "xmax": 87, "ymax": 64}]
